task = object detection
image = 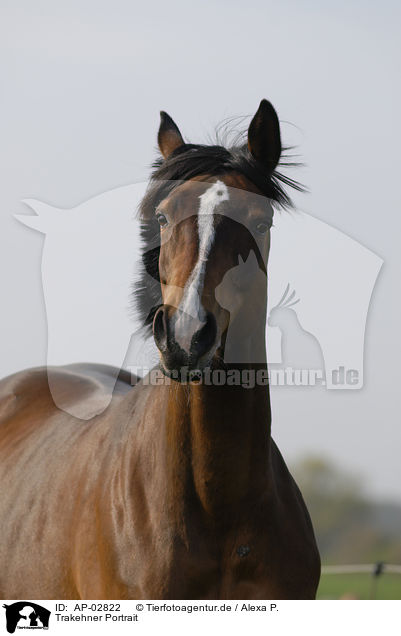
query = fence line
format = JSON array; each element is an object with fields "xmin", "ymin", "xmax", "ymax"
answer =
[
  {"xmin": 320, "ymin": 562, "xmax": 401, "ymax": 599},
  {"xmin": 321, "ymin": 563, "xmax": 401, "ymax": 575}
]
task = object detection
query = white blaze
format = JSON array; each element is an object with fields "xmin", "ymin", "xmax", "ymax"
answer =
[{"xmin": 174, "ymin": 180, "xmax": 229, "ymax": 350}]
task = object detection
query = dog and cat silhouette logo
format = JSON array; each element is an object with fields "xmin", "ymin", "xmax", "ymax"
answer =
[{"xmin": 2, "ymin": 603, "xmax": 50, "ymax": 633}]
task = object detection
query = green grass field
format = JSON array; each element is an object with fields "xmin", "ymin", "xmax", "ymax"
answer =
[{"xmin": 317, "ymin": 573, "xmax": 401, "ymax": 599}]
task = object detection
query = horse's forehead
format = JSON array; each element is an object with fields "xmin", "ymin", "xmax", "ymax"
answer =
[
  {"xmin": 167, "ymin": 174, "xmax": 265, "ymax": 210},
  {"xmin": 217, "ymin": 173, "xmax": 263, "ymax": 195}
]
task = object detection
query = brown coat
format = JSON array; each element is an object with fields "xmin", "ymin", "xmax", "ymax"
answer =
[{"xmin": 0, "ymin": 364, "xmax": 320, "ymax": 599}]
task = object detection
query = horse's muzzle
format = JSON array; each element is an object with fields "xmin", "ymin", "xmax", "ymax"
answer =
[{"xmin": 153, "ymin": 305, "xmax": 217, "ymax": 372}]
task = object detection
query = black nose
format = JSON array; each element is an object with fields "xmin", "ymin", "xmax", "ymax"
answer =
[{"xmin": 153, "ymin": 306, "xmax": 217, "ymax": 370}]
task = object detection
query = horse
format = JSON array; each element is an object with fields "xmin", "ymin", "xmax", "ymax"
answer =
[{"xmin": 0, "ymin": 99, "xmax": 320, "ymax": 599}]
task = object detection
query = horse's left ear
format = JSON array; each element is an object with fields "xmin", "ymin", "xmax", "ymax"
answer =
[
  {"xmin": 158, "ymin": 111, "xmax": 185, "ymax": 159},
  {"xmin": 248, "ymin": 99, "xmax": 281, "ymax": 172}
]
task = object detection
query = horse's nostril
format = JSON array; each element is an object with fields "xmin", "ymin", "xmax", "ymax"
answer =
[{"xmin": 153, "ymin": 306, "xmax": 167, "ymax": 352}]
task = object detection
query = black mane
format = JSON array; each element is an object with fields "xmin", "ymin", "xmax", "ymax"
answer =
[{"xmin": 133, "ymin": 140, "xmax": 303, "ymax": 335}]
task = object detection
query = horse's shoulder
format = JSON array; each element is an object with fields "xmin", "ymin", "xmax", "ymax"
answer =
[
  {"xmin": 270, "ymin": 438, "xmax": 309, "ymax": 512},
  {"xmin": 269, "ymin": 438, "xmax": 320, "ymax": 576}
]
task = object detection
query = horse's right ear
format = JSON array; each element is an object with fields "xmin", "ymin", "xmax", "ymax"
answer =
[{"xmin": 158, "ymin": 111, "xmax": 185, "ymax": 159}]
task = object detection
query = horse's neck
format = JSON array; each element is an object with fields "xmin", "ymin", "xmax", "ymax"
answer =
[{"xmin": 163, "ymin": 368, "xmax": 272, "ymax": 520}]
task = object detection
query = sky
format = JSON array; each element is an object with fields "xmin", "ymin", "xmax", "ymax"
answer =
[{"xmin": 0, "ymin": 0, "xmax": 400, "ymax": 502}]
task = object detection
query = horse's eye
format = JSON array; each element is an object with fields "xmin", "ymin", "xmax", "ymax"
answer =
[
  {"xmin": 156, "ymin": 213, "xmax": 168, "ymax": 228},
  {"xmin": 255, "ymin": 221, "xmax": 271, "ymax": 235}
]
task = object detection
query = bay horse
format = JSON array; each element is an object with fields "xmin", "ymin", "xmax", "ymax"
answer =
[{"xmin": 0, "ymin": 100, "xmax": 320, "ymax": 599}]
